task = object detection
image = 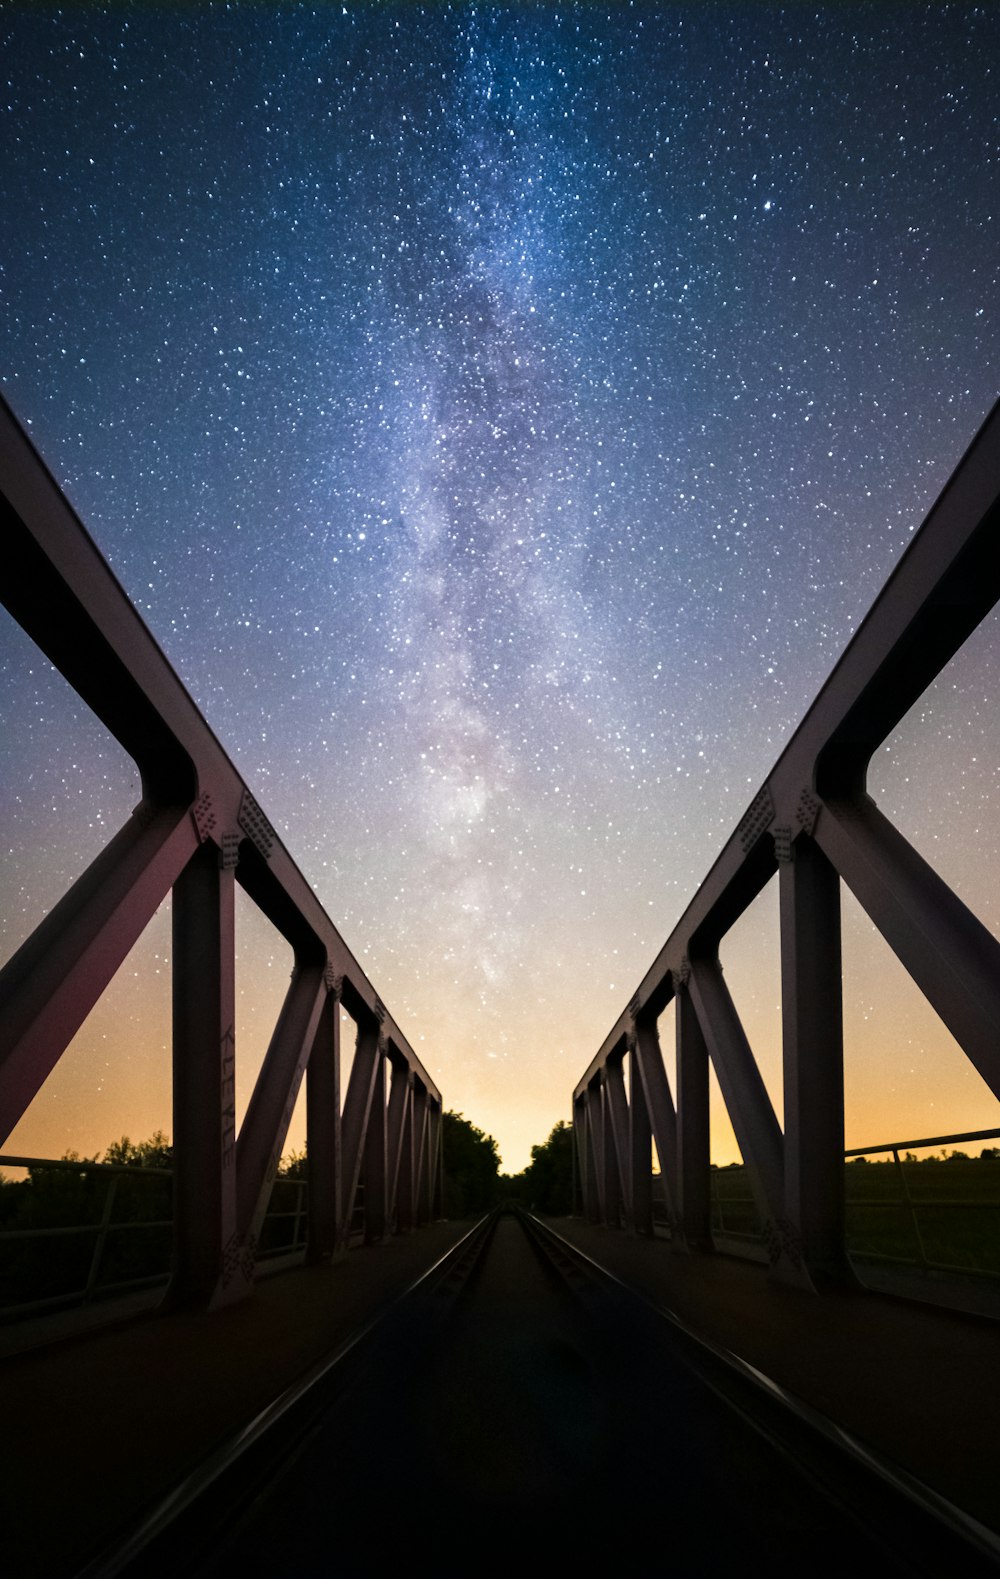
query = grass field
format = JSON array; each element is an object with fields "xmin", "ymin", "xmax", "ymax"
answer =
[{"xmin": 708, "ymin": 1154, "xmax": 1000, "ymax": 1280}]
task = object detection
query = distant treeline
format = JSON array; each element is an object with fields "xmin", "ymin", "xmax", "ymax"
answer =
[
  {"xmin": 500, "ymin": 1121, "xmax": 574, "ymax": 1215},
  {"xmin": 0, "ymin": 1111, "xmax": 566, "ymax": 1311}
]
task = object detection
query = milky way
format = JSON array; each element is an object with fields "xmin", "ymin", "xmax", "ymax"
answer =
[{"xmin": 2, "ymin": 4, "xmax": 999, "ymax": 1169}]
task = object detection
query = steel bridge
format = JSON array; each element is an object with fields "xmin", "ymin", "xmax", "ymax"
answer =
[
  {"xmin": 3, "ymin": 394, "xmax": 1000, "ymax": 1574},
  {"xmin": 0, "ymin": 394, "xmax": 442, "ymax": 1314},
  {"xmin": 573, "ymin": 396, "xmax": 1000, "ymax": 1291}
]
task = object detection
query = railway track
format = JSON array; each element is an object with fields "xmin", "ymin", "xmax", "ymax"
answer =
[{"xmin": 81, "ymin": 1207, "xmax": 1000, "ymax": 1576}]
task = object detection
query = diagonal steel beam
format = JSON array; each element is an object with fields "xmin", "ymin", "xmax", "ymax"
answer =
[
  {"xmin": 0, "ymin": 805, "xmax": 197, "ymax": 1144},
  {"xmin": 306, "ymin": 981, "xmax": 342, "ymax": 1264},
  {"xmin": 631, "ymin": 1018, "xmax": 678, "ymax": 1225},
  {"xmin": 394, "ymin": 1076, "xmax": 415, "ymax": 1232},
  {"xmin": 584, "ymin": 1083, "xmax": 605, "ymax": 1223},
  {"xmin": 687, "ymin": 958, "xmax": 785, "ymax": 1236},
  {"xmin": 575, "ymin": 1094, "xmax": 596, "ymax": 1222},
  {"xmin": 235, "ymin": 960, "xmax": 328, "ymax": 1256},
  {"xmin": 675, "ymin": 984, "xmax": 712, "ymax": 1250},
  {"xmin": 385, "ymin": 1060, "xmax": 409, "ymax": 1226},
  {"xmin": 364, "ymin": 1047, "xmax": 388, "ymax": 1244},
  {"xmin": 628, "ymin": 1047, "xmax": 654, "ymax": 1235},
  {"xmin": 604, "ymin": 1058, "xmax": 631, "ymax": 1223},
  {"xmin": 817, "ymin": 796, "xmax": 1000, "ymax": 1102},
  {"xmin": 340, "ymin": 1021, "xmax": 382, "ymax": 1246}
]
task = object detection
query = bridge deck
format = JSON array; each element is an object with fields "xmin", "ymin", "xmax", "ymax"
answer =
[
  {"xmin": 556, "ymin": 1219, "xmax": 1000, "ymax": 1534},
  {"xmin": 4, "ymin": 1218, "xmax": 999, "ymax": 1574},
  {"xmin": 2, "ymin": 1222, "xmax": 468, "ymax": 1578}
]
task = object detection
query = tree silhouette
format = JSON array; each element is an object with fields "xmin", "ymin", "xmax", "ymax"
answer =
[
  {"xmin": 442, "ymin": 1110, "xmax": 501, "ymax": 1216},
  {"xmin": 505, "ymin": 1120, "xmax": 574, "ymax": 1215}
]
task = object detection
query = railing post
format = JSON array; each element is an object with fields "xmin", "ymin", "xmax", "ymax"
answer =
[
  {"xmin": 893, "ymin": 1147, "xmax": 931, "ymax": 1270},
  {"xmin": 167, "ymin": 838, "xmax": 245, "ymax": 1309},
  {"xmin": 779, "ymin": 833, "xmax": 855, "ymax": 1288},
  {"xmin": 815, "ymin": 795, "xmax": 1000, "ymax": 1103},
  {"xmin": 291, "ymin": 1180, "xmax": 306, "ymax": 1250},
  {"xmin": 675, "ymin": 974, "xmax": 712, "ymax": 1251},
  {"xmin": 84, "ymin": 1173, "xmax": 119, "ymax": 1303},
  {"xmin": 306, "ymin": 972, "xmax": 342, "ymax": 1263}
]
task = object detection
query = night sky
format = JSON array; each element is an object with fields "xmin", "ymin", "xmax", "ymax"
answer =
[{"xmin": 2, "ymin": 2, "xmax": 999, "ymax": 1172}]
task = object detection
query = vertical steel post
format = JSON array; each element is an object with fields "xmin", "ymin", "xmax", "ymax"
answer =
[
  {"xmin": 364, "ymin": 1040, "xmax": 388, "ymax": 1243},
  {"xmin": 0, "ymin": 808, "xmax": 197, "ymax": 1145},
  {"xmin": 84, "ymin": 1173, "xmax": 119, "ymax": 1302},
  {"xmin": 780, "ymin": 835, "xmax": 854, "ymax": 1287},
  {"xmin": 600, "ymin": 1071, "xmax": 622, "ymax": 1227},
  {"xmin": 675, "ymin": 980, "xmax": 712, "ymax": 1251},
  {"xmin": 628, "ymin": 1048, "xmax": 654, "ymax": 1236},
  {"xmin": 291, "ymin": 1181, "xmax": 306, "ymax": 1250},
  {"xmin": 168, "ymin": 839, "xmax": 244, "ymax": 1308},
  {"xmin": 306, "ymin": 979, "xmax": 341, "ymax": 1263}
]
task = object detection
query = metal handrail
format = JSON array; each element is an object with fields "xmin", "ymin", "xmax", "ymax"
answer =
[
  {"xmin": 845, "ymin": 1127, "xmax": 1000, "ymax": 1158},
  {"xmin": 844, "ymin": 1127, "xmax": 1000, "ymax": 1280},
  {"xmin": 0, "ymin": 1152, "xmax": 311, "ymax": 1317},
  {"xmin": 703, "ymin": 1127, "xmax": 1000, "ymax": 1278}
]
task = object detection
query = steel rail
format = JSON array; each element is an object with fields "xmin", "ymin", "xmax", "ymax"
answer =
[
  {"xmin": 76, "ymin": 1206, "xmax": 1000, "ymax": 1574},
  {"xmin": 75, "ymin": 1210, "xmax": 500, "ymax": 1578},
  {"xmin": 521, "ymin": 1211, "xmax": 1000, "ymax": 1573}
]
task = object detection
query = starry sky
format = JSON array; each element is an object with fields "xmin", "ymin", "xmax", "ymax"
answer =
[{"xmin": 2, "ymin": 1, "xmax": 999, "ymax": 1173}]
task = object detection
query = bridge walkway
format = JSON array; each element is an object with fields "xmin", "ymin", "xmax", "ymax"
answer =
[
  {"xmin": 1, "ymin": 1221, "xmax": 468, "ymax": 1578},
  {"xmin": 557, "ymin": 1218, "xmax": 1000, "ymax": 1534},
  {"xmin": 3, "ymin": 1217, "xmax": 999, "ymax": 1574},
  {"xmin": 209, "ymin": 1212, "xmax": 907, "ymax": 1574}
]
